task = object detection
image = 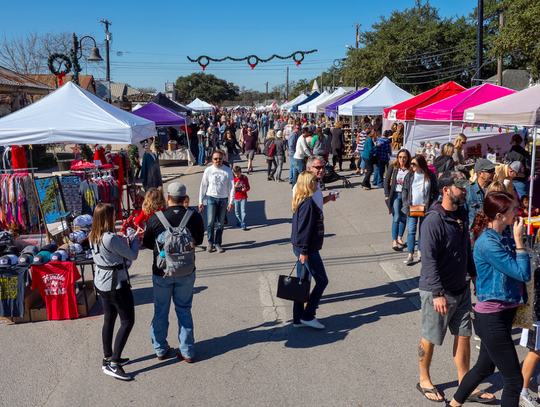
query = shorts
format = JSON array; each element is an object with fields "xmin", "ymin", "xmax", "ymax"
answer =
[
  {"xmin": 245, "ymin": 150, "xmax": 256, "ymax": 160},
  {"xmin": 420, "ymin": 289, "xmax": 472, "ymax": 346}
]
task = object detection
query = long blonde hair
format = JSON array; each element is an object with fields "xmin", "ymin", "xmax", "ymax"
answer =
[
  {"xmin": 486, "ymin": 181, "xmax": 506, "ymax": 195},
  {"xmin": 454, "ymin": 133, "xmax": 467, "ymax": 152},
  {"xmin": 88, "ymin": 203, "xmax": 116, "ymax": 245},
  {"xmin": 143, "ymin": 187, "xmax": 167, "ymax": 215},
  {"xmin": 292, "ymin": 171, "xmax": 318, "ymax": 212}
]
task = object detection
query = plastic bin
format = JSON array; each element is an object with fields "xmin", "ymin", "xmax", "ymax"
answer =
[{"xmin": 15, "ymin": 234, "xmax": 47, "ymax": 251}]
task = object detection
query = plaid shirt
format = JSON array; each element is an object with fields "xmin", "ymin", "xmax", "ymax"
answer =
[{"xmin": 374, "ymin": 137, "xmax": 391, "ymax": 162}]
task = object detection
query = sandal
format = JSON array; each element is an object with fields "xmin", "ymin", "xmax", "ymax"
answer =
[
  {"xmin": 416, "ymin": 383, "xmax": 444, "ymax": 403},
  {"xmin": 466, "ymin": 390, "xmax": 494, "ymax": 404}
]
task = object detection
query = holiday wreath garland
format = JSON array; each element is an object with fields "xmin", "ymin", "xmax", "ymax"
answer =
[
  {"xmin": 47, "ymin": 53, "xmax": 72, "ymax": 76},
  {"xmin": 187, "ymin": 50, "xmax": 317, "ymax": 70}
]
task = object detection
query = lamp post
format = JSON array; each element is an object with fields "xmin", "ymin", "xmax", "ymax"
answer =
[{"xmin": 48, "ymin": 33, "xmax": 103, "ymax": 86}]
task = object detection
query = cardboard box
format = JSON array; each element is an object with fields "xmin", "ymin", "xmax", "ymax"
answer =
[
  {"xmin": 167, "ymin": 141, "xmax": 177, "ymax": 151},
  {"xmin": 76, "ymin": 281, "xmax": 96, "ymax": 317},
  {"xmin": 0, "ymin": 287, "xmax": 42, "ymax": 324},
  {"xmin": 30, "ymin": 299, "xmax": 48, "ymax": 322}
]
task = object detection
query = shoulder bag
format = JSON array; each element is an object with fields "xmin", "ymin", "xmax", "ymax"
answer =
[
  {"xmin": 409, "ymin": 177, "xmax": 426, "ymax": 217},
  {"xmin": 277, "ymin": 260, "xmax": 311, "ymax": 303}
]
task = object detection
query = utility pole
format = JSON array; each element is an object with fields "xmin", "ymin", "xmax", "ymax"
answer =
[
  {"xmin": 286, "ymin": 66, "xmax": 289, "ymax": 100},
  {"xmin": 100, "ymin": 19, "xmax": 112, "ymax": 103},
  {"xmin": 475, "ymin": 0, "xmax": 483, "ymax": 84},
  {"xmin": 356, "ymin": 24, "xmax": 361, "ymax": 49},
  {"xmin": 497, "ymin": 12, "xmax": 504, "ymax": 87},
  {"xmin": 321, "ymin": 66, "xmax": 323, "ymax": 92},
  {"xmin": 266, "ymin": 81, "xmax": 268, "ymax": 104}
]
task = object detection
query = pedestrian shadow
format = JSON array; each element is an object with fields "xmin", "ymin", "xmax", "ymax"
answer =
[
  {"xmin": 319, "ymin": 281, "xmax": 413, "ymax": 305},
  {"xmin": 131, "ymin": 285, "xmax": 208, "ymax": 306}
]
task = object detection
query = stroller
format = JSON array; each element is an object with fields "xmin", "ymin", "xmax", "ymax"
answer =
[{"xmin": 319, "ymin": 163, "xmax": 352, "ymax": 191}]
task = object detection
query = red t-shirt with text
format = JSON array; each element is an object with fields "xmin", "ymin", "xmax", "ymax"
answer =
[
  {"xmin": 234, "ymin": 175, "xmax": 250, "ymax": 200},
  {"xmin": 31, "ymin": 262, "xmax": 81, "ymax": 320}
]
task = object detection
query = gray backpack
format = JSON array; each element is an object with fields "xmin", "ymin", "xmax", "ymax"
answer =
[
  {"xmin": 155, "ymin": 210, "xmax": 196, "ymax": 277},
  {"xmin": 312, "ymin": 135, "xmax": 327, "ymax": 156}
]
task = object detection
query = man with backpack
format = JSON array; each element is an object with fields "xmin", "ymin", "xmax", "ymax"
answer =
[{"xmin": 143, "ymin": 182, "xmax": 205, "ymax": 363}]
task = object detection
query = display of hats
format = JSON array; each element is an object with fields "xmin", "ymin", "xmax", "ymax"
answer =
[
  {"xmin": 73, "ymin": 214, "xmax": 93, "ymax": 227},
  {"xmin": 0, "ymin": 254, "xmax": 19, "ymax": 267},
  {"xmin": 41, "ymin": 243, "xmax": 58, "ymax": 253},
  {"xmin": 50, "ymin": 250, "xmax": 68, "ymax": 262},
  {"xmin": 18, "ymin": 253, "xmax": 34, "ymax": 266},
  {"xmin": 69, "ymin": 244, "xmax": 83, "ymax": 254},
  {"xmin": 69, "ymin": 230, "xmax": 87, "ymax": 243},
  {"xmin": 0, "ymin": 231, "xmax": 14, "ymax": 246},
  {"xmin": 21, "ymin": 245, "xmax": 39, "ymax": 256},
  {"xmin": 33, "ymin": 251, "xmax": 52, "ymax": 265},
  {"xmin": 59, "ymin": 243, "xmax": 71, "ymax": 255}
]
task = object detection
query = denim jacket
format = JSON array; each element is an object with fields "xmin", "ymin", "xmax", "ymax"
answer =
[
  {"xmin": 474, "ymin": 228, "xmax": 531, "ymax": 303},
  {"xmin": 463, "ymin": 181, "xmax": 485, "ymax": 226}
]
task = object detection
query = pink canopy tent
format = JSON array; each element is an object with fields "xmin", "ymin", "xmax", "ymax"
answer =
[{"xmin": 404, "ymin": 84, "xmax": 517, "ymax": 153}]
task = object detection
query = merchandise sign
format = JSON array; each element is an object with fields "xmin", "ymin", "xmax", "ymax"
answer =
[
  {"xmin": 96, "ymin": 81, "xmax": 111, "ymax": 99},
  {"xmin": 165, "ymin": 83, "xmax": 174, "ymax": 92}
]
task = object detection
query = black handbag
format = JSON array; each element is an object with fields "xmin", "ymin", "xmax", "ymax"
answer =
[{"xmin": 277, "ymin": 261, "xmax": 311, "ymax": 303}]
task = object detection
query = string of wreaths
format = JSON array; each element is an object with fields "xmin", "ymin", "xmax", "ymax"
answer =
[
  {"xmin": 47, "ymin": 53, "xmax": 72, "ymax": 86},
  {"xmin": 187, "ymin": 50, "xmax": 317, "ymax": 71}
]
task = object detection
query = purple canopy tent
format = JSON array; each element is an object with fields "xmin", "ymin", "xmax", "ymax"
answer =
[
  {"xmin": 325, "ymin": 88, "xmax": 369, "ymax": 118},
  {"xmin": 131, "ymin": 102, "xmax": 188, "ymax": 126}
]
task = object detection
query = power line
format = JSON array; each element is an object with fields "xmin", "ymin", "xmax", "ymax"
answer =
[
  {"xmin": 394, "ymin": 71, "xmax": 468, "ymax": 85},
  {"xmin": 395, "ymin": 61, "xmax": 475, "ymax": 78},
  {"xmin": 395, "ymin": 42, "xmax": 476, "ymax": 63}
]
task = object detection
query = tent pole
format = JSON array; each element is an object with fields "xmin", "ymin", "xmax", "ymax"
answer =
[
  {"xmin": 449, "ymin": 121, "xmax": 453, "ymax": 141},
  {"xmin": 409, "ymin": 119, "xmax": 417, "ymax": 152},
  {"xmin": 528, "ymin": 126, "xmax": 537, "ymax": 234}
]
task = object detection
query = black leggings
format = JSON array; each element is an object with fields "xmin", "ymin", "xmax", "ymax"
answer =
[
  {"xmin": 98, "ymin": 281, "xmax": 135, "ymax": 363},
  {"xmin": 267, "ymin": 159, "xmax": 276, "ymax": 177},
  {"xmin": 362, "ymin": 158, "xmax": 375, "ymax": 188},
  {"xmin": 453, "ymin": 308, "xmax": 522, "ymax": 406},
  {"xmin": 332, "ymin": 149, "xmax": 343, "ymax": 170}
]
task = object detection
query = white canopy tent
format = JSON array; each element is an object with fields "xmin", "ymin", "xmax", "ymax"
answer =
[
  {"xmin": 0, "ymin": 82, "xmax": 157, "ymax": 145},
  {"xmin": 279, "ymin": 94, "xmax": 307, "ymax": 111},
  {"xmin": 299, "ymin": 91, "xmax": 330, "ymax": 114},
  {"xmin": 305, "ymin": 88, "xmax": 348, "ymax": 114},
  {"xmin": 187, "ymin": 98, "xmax": 215, "ymax": 113},
  {"xmin": 132, "ymin": 103, "xmax": 143, "ymax": 111},
  {"xmin": 338, "ymin": 77, "xmax": 412, "ymax": 116}
]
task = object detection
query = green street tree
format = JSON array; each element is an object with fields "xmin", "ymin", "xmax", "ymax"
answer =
[
  {"xmin": 489, "ymin": 0, "xmax": 540, "ymax": 79},
  {"xmin": 174, "ymin": 72, "xmax": 239, "ymax": 105}
]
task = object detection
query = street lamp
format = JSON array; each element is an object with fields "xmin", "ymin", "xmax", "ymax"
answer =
[{"xmin": 48, "ymin": 33, "xmax": 103, "ymax": 86}]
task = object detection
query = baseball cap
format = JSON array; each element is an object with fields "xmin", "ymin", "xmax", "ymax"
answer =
[
  {"xmin": 168, "ymin": 182, "xmax": 186, "ymax": 197},
  {"xmin": 41, "ymin": 243, "xmax": 58, "ymax": 253},
  {"xmin": 21, "ymin": 245, "xmax": 39, "ymax": 256},
  {"xmin": 18, "ymin": 254, "xmax": 34, "ymax": 266},
  {"xmin": 438, "ymin": 171, "xmax": 471, "ymax": 189},
  {"xmin": 474, "ymin": 159, "xmax": 496, "ymax": 173},
  {"xmin": 50, "ymin": 250, "xmax": 68, "ymax": 262},
  {"xmin": 0, "ymin": 255, "xmax": 18, "ymax": 267},
  {"xmin": 33, "ymin": 251, "xmax": 52, "ymax": 265},
  {"xmin": 509, "ymin": 161, "xmax": 525, "ymax": 175}
]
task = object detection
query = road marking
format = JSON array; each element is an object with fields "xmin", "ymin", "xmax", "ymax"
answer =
[
  {"xmin": 259, "ymin": 274, "xmax": 287, "ymax": 324},
  {"xmin": 379, "ymin": 261, "xmax": 421, "ymax": 310}
]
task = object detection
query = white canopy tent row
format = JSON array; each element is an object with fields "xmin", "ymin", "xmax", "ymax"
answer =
[
  {"xmin": 299, "ymin": 91, "xmax": 330, "ymax": 114},
  {"xmin": 279, "ymin": 94, "xmax": 308, "ymax": 111},
  {"xmin": 0, "ymin": 82, "xmax": 157, "ymax": 145},
  {"xmin": 186, "ymin": 98, "xmax": 215, "ymax": 113},
  {"xmin": 302, "ymin": 88, "xmax": 349, "ymax": 114}
]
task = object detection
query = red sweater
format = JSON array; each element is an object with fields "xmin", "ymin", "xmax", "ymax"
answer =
[{"xmin": 234, "ymin": 175, "xmax": 250, "ymax": 200}]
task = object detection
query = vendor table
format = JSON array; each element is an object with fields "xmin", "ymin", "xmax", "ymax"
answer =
[
  {"xmin": 75, "ymin": 258, "xmax": 95, "ymax": 314},
  {"xmin": 159, "ymin": 149, "xmax": 195, "ymax": 166}
]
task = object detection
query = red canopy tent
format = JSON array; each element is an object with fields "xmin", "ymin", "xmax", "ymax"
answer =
[{"xmin": 383, "ymin": 81, "xmax": 466, "ymax": 121}]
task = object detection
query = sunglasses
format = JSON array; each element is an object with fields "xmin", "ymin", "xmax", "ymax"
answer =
[
  {"xmin": 312, "ymin": 165, "xmax": 325, "ymax": 170},
  {"xmin": 398, "ymin": 156, "xmax": 408, "ymax": 159},
  {"xmin": 483, "ymin": 169, "xmax": 495, "ymax": 174},
  {"xmin": 213, "ymin": 157, "xmax": 223, "ymax": 161},
  {"xmin": 411, "ymin": 162, "xmax": 417, "ymax": 166}
]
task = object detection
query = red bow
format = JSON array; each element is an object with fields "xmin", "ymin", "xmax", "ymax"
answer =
[
  {"xmin": 201, "ymin": 65, "xmax": 207, "ymax": 71},
  {"xmin": 296, "ymin": 60, "xmax": 301, "ymax": 67},
  {"xmin": 250, "ymin": 64, "xmax": 255, "ymax": 70},
  {"xmin": 57, "ymin": 71, "xmax": 66, "ymax": 86}
]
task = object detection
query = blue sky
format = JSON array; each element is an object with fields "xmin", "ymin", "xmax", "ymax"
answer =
[{"xmin": 2, "ymin": 0, "xmax": 478, "ymax": 95}]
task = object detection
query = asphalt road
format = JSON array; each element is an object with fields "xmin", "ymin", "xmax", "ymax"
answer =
[{"xmin": 0, "ymin": 155, "xmax": 531, "ymax": 407}]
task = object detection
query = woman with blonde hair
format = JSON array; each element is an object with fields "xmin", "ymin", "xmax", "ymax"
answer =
[
  {"xmin": 291, "ymin": 171, "xmax": 328, "ymax": 330},
  {"xmin": 453, "ymin": 133, "xmax": 471, "ymax": 176},
  {"xmin": 486, "ymin": 181, "xmax": 506, "ymax": 194},
  {"xmin": 433, "ymin": 142, "xmax": 455, "ymax": 178},
  {"xmin": 392, "ymin": 122, "xmax": 405, "ymax": 150},
  {"xmin": 134, "ymin": 187, "xmax": 167, "ymax": 229},
  {"xmin": 89, "ymin": 203, "xmax": 144, "ymax": 380}
]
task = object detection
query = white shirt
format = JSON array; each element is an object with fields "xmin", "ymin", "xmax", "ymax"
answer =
[
  {"xmin": 293, "ymin": 136, "xmax": 312, "ymax": 160},
  {"xmin": 395, "ymin": 169, "xmax": 409, "ymax": 193},
  {"xmin": 199, "ymin": 165, "xmax": 235, "ymax": 205},
  {"xmin": 411, "ymin": 172, "xmax": 429, "ymax": 206},
  {"xmin": 292, "ymin": 181, "xmax": 323, "ymax": 211}
]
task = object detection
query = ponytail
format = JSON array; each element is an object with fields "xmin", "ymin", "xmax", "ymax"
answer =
[{"xmin": 470, "ymin": 210, "xmax": 489, "ymax": 243}]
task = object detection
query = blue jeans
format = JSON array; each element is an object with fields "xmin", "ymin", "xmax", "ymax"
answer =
[
  {"xmin": 206, "ymin": 196, "xmax": 228, "ymax": 246},
  {"xmin": 262, "ymin": 123, "xmax": 268, "ymax": 138},
  {"xmin": 513, "ymin": 180, "xmax": 528, "ymax": 200},
  {"xmin": 407, "ymin": 215, "xmax": 424, "ymax": 255},
  {"xmin": 150, "ymin": 272, "xmax": 196, "ymax": 358},
  {"xmin": 198, "ymin": 144, "xmax": 205, "ymax": 165},
  {"xmin": 292, "ymin": 158, "xmax": 305, "ymax": 186},
  {"xmin": 292, "ymin": 250, "xmax": 329, "ymax": 323},
  {"xmin": 372, "ymin": 161, "xmax": 388, "ymax": 187},
  {"xmin": 391, "ymin": 193, "xmax": 407, "ymax": 242},
  {"xmin": 288, "ymin": 155, "xmax": 294, "ymax": 182},
  {"xmin": 234, "ymin": 198, "xmax": 246, "ymax": 225}
]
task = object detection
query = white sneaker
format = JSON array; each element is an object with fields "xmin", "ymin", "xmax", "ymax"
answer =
[
  {"xmin": 520, "ymin": 392, "xmax": 540, "ymax": 407},
  {"xmin": 404, "ymin": 257, "xmax": 414, "ymax": 265},
  {"xmin": 292, "ymin": 323, "xmax": 308, "ymax": 328},
  {"xmin": 300, "ymin": 318, "xmax": 325, "ymax": 329}
]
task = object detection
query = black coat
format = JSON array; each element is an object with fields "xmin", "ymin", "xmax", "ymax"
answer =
[{"xmin": 433, "ymin": 155, "xmax": 455, "ymax": 178}]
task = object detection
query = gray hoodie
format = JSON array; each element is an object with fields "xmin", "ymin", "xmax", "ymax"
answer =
[{"xmin": 92, "ymin": 232, "xmax": 139, "ymax": 292}]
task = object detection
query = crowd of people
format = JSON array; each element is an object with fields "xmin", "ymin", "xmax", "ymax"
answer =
[{"xmin": 88, "ymin": 106, "xmax": 540, "ymax": 407}]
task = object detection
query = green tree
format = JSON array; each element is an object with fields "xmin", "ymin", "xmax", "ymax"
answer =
[
  {"xmin": 342, "ymin": 0, "xmax": 480, "ymax": 94},
  {"xmin": 174, "ymin": 72, "xmax": 239, "ymax": 105},
  {"xmin": 489, "ymin": 0, "xmax": 540, "ymax": 79}
]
